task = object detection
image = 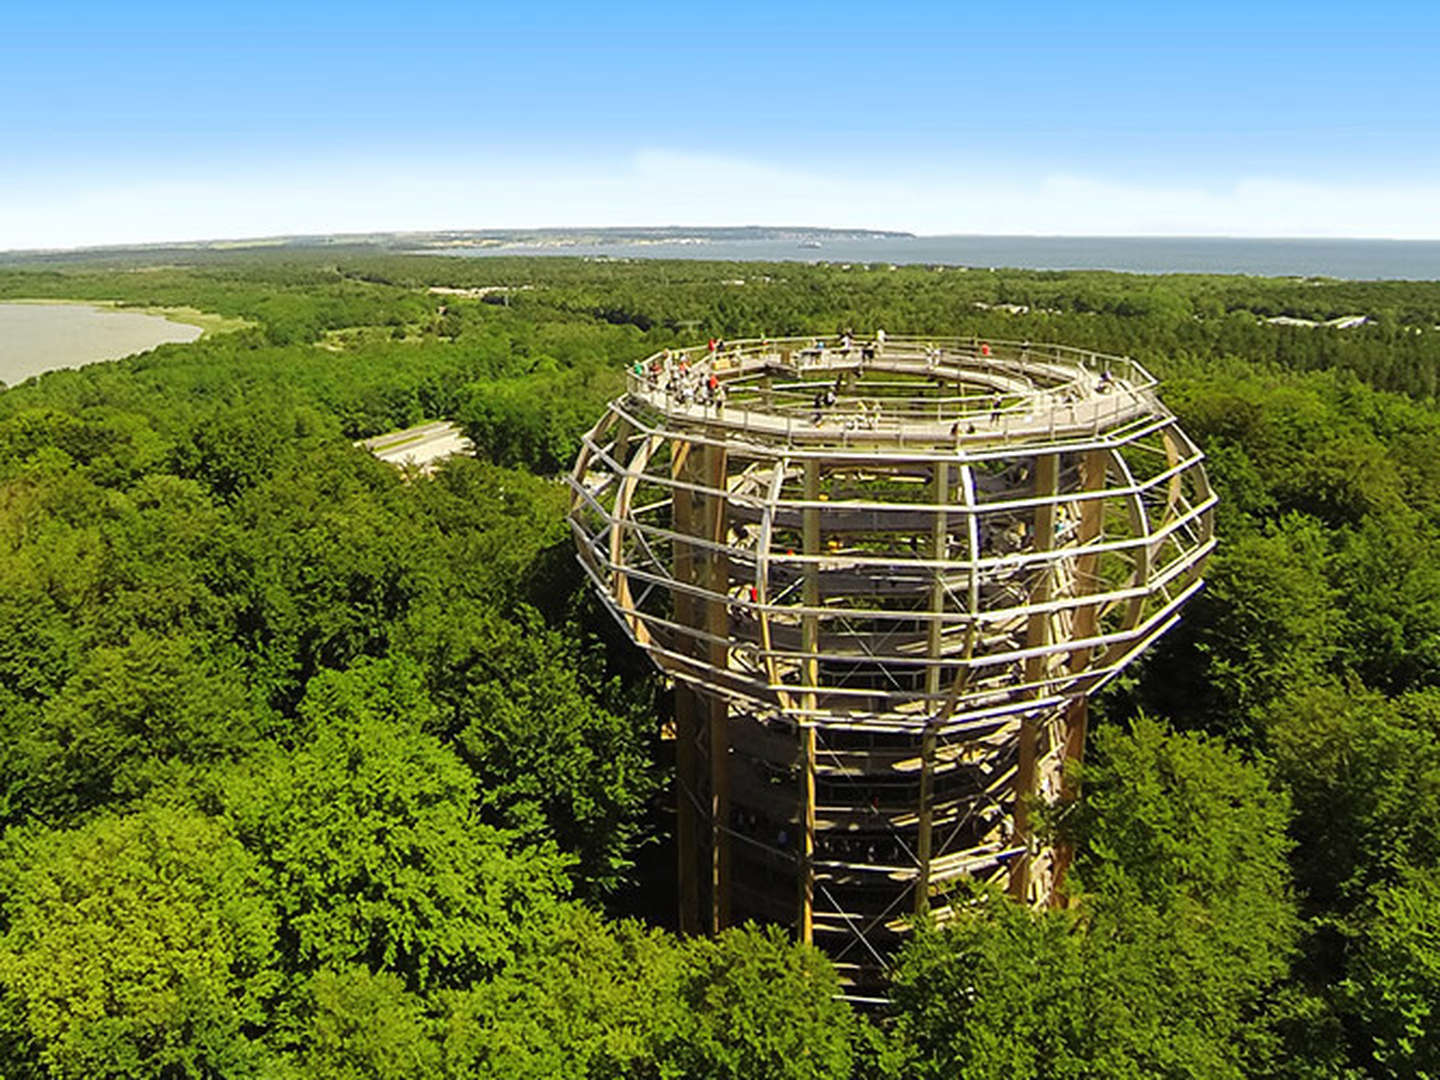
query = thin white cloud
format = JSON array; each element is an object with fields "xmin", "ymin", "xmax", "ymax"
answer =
[{"xmin": 3, "ymin": 149, "xmax": 1439, "ymax": 251}]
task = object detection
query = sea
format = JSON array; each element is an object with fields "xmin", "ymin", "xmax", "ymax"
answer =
[{"xmin": 426, "ymin": 236, "xmax": 1440, "ymax": 281}]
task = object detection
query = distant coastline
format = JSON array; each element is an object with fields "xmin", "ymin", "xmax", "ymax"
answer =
[
  {"xmin": 417, "ymin": 233, "xmax": 1440, "ymax": 281},
  {"xmin": 5, "ymin": 227, "xmax": 1440, "ymax": 280}
]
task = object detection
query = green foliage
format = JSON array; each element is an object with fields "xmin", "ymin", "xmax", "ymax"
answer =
[
  {"xmin": 403, "ymin": 456, "xmax": 569, "ymax": 609},
  {"xmin": 1069, "ymin": 716, "xmax": 1295, "ymax": 926},
  {"xmin": 399, "ymin": 601, "xmax": 659, "ymax": 895},
  {"xmin": 211, "ymin": 444, "xmax": 442, "ymax": 710},
  {"xmin": 6, "ymin": 251, "xmax": 1440, "ymax": 1075},
  {"xmin": 892, "ymin": 718, "xmax": 1298, "ymax": 1080},
  {"xmin": 169, "ymin": 399, "xmax": 296, "ymax": 501},
  {"xmin": 438, "ymin": 905, "xmax": 685, "ymax": 1079},
  {"xmin": 457, "ymin": 364, "xmax": 623, "ymax": 472},
  {"xmin": 665, "ymin": 925, "xmax": 857, "ymax": 1080},
  {"xmin": 1342, "ymin": 869, "xmax": 1440, "ymax": 1078},
  {"xmin": 1143, "ymin": 517, "xmax": 1341, "ymax": 735},
  {"xmin": 443, "ymin": 915, "xmax": 860, "ymax": 1080},
  {"xmin": 297, "ymin": 967, "xmax": 442, "ymax": 1080},
  {"xmin": 0, "ymin": 805, "xmax": 279, "ymax": 1079},
  {"xmin": 1335, "ymin": 512, "xmax": 1440, "ymax": 691},
  {"xmin": 17, "ymin": 630, "xmax": 258, "ymax": 818},
  {"xmin": 891, "ymin": 895, "xmax": 1239, "ymax": 1080},
  {"xmin": 218, "ymin": 660, "xmax": 569, "ymax": 991},
  {"xmin": 1147, "ymin": 365, "xmax": 1440, "ymax": 716},
  {"xmin": 1069, "ymin": 718, "xmax": 1299, "ymax": 1066},
  {"xmin": 1263, "ymin": 683, "xmax": 1440, "ymax": 910}
]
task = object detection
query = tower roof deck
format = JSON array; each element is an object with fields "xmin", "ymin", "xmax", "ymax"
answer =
[{"xmin": 628, "ymin": 335, "xmax": 1163, "ymax": 450}]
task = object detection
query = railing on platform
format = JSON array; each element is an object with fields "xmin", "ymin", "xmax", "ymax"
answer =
[{"xmin": 621, "ymin": 335, "xmax": 1158, "ymax": 447}]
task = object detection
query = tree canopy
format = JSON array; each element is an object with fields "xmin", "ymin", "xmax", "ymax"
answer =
[{"xmin": 2, "ymin": 249, "xmax": 1440, "ymax": 1076}]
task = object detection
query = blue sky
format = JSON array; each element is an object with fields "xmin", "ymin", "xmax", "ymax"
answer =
[{"xmin": 3, "ymin": 1, "xmax": 1439, "ymax": 248}]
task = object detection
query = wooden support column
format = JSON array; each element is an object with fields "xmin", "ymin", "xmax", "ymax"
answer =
[
  {"xmin": 670, "ymin": 442, "xmax": 701, "ymax": 934},
  {"xmin": 799, "ymin": 723, "xmax": 817, "ymax": 943},
  {"xmin": 916, "ymin": 461, "xmax": 950, "ymax": 915},
  {"xmin": 671, "ymin": 442, "xmax": 697, "ymax": 653},
  {"xmin": 609, "ymin": 415, "xmax": 635, "ymax": 474},
  {"xmin": 703, "ymin": 442, "xmax": 731, "ymax": 933},
  {"xmin": 674, "ymin": 687, "xmax": 702, "ymax": 934},
  {"xmin": 1052, "ymin": 449, "xmax": 1108, "ymax": 901},
  {"xmin": 802, "ymin": 460, "xmax": 821, "ymax": 696},
  {"xmin": 1010, "ymin": 451, "xmax": 1059, "ymax": 903},
  {"xmin": 1063, "ymin": 450, "xmax": 1108, "ymax": 786},
  {"xmin": 915, "ymin": 726, "xmax": 938, "ymax": 916},
  {"xmin": 799, "ymin": 459, "xmax": 822, "ymax": 940}
]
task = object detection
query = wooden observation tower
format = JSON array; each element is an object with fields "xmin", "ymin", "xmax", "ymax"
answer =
[{"xmin": 569, "ymin": 335, "xmax": 1214, "ymax": 988}]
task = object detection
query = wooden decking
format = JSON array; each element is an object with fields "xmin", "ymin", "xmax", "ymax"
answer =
[{"xmin": 625, "ymin": 335, "xmax": 1159, "ymax": 450}]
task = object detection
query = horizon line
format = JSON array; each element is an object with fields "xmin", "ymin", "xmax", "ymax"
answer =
[{"xmin": 7, "ymin": 226, "xmax": 1440, "ymax": 259}]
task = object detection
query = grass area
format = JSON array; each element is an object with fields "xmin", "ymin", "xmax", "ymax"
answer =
[
  {"xmin": 320, "ymin": 325, "xmax": 419, "ymax": 351},
  {"xmin": 128, "ymin": 303, "xmax": 254, "ymax": 336}
]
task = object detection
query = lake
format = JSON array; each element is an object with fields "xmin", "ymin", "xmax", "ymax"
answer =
[
  {"xmin": 425, "ymin": 235, "xmax": 1440, "ymax": 280},
  {"xmin": 0, "ymin": 302, "xmax": 203, "ymax": 387}
]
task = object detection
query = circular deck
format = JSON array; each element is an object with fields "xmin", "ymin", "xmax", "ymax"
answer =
[{"xmin": 624, "ymin": 335, "xmax": 1160, "ymax": 450}]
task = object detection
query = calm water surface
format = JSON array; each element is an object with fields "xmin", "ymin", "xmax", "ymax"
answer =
[
  {"xmin": 0, "ymin": 302, "xmax": 202, "ymax": 386},
  {"xmin": 428, "ymin": 236, "xmax": 1440, "ymax": 280}
]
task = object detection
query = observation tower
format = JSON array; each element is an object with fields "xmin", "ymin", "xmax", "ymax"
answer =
[{"xmin": 568, "ymin": 335, "xmax": 1214, "ymax": 987}]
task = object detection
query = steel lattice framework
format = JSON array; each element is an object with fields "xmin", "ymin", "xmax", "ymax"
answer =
[{"xmin": 568, "ymin": 335, "xmax": 1214, "ymax": 988}]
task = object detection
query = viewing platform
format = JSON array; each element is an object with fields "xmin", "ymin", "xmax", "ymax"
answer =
[{"xmin": 622, "ymin": 335, "xmax": 1162, "ymax": 453}]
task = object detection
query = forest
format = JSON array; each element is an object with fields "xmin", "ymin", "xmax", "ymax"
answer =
[{"xmin": 1, "ymin": 249, "xmax": 1439, "ymax": 1078}]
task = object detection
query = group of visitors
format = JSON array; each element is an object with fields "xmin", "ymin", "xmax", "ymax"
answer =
[
  {"xmin": 809, "ymin": 376, "xmax": 885, "ymax": 430},
  {"xmin": 804, "ymin": 328, "xmax": 888, "ymax": 366},
  {"xmin": 635, "ymin": 349, "xmax": 727, "ymax": 410}
]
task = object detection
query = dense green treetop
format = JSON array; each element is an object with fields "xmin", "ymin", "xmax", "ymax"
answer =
[{"xmin": 0, "ymin": 805, "xmax": 280, "ymax": 1079}]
